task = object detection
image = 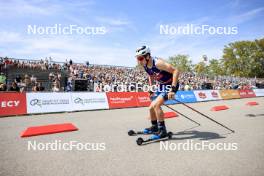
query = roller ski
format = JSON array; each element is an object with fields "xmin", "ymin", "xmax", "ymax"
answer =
[
  {"xmin": 136, "ymin": 131, "xmax": 173, "ymax": 146},
  {"xmin": 128, "ymin": 125, "xmax": 159, "ymax": 136}
]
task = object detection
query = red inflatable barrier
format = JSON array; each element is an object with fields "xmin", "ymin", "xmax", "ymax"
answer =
[
  {"xmin": 246, "ymin": 102, "xmax": 259, "ymax": 106},
  {"xmin": 164, "ymin": 112, "xmax": 178, "ymax": 119},
  {"xmin": 21, "ymin": 123, "xmax": 78, "ymax": 137},
  {"xmin": 211, "ymin": 105, "xmax": 229, "ymax": 111}
]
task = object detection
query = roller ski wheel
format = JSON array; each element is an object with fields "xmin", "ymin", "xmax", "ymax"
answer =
[{"xmin": 136, "ymin": 131, "xmax": 173, "ymax": 146}]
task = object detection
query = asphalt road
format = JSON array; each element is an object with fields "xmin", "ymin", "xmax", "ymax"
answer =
[{"xmin": 1, "ymin": 97, "xmax": 264, "ymax": 176}]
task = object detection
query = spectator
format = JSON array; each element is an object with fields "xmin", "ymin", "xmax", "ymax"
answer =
[
  {"xmin": 0, "ymin": 72, "xmax": 6, "ymax": 84},
  {"xmin": 0, "ymin": 83, "xmax": 7, "ymax": 91},
  {"xmin": 9, "ymin": 82, "xmax": 20, "ymax": 92},
  {"xmin": 52, "ymin": 82, "xmax": 60, "ymax": 92},
  {"xmin": 15, "ymin": 75, "xmax": 22, "ymax": 83},
  {"xmin": 24, "ymin": 74, "xmax": 31, "ymax": 91},
  {"xmin": 32, "ymin": 82, "xmax": 45, "ymax": 92},
  {"xmin": 31, "ymin": 75, "xmax": 37, "ymax": 84}
]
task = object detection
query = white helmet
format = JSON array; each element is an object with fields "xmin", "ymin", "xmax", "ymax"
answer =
[{"xmin": 136, "ymin": 46, "xmax": 151, "ymax": 56}]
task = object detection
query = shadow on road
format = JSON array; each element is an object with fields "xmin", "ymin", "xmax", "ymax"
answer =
[
  {"xmin": 140, "ymin": 130, "xmax": 226, "ymax": 146},
  {"xmin": 171, "ymin": 130, "xmax": 226, "ymax": 140},
  {"xmin": 245, "ymin": 113, "xmax": 264, "ymax": 118}
]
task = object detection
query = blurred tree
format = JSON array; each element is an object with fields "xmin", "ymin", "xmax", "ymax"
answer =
[
  {"xmin": 253, "ymin": 38, "xmax": 264, "ymax": 77},
  {"xmin": 167, "ymin": 54, "xmax": 192, "ymax": 72},
  {"xmin": 194, "ymin": 61, "xmax": 208, "ymax": 75},
  {"xmin": 222, "ymin": 38, "xmax": 264, "ymax": 77},
  {"xmin": 207, "ymin": 59, "xmax": 223, "ymax": 76}
]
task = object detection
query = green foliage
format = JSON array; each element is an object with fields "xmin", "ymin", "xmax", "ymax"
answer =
[
  {"xmin": 207, "ymin": 59, "xmax": 223, "ymax": 76},
  {"xmin": 165, "ymin": 38, "xmax": 263, "ymax": 78},
  {"xmin": 222, "ymin": 38, "xmax": 264, "ymax": 77},
  {"xmin": 167, "ymin": 54, "xmax": 192, "ymax": 72},
  {"xmin": 194, "ymin": 61, "xmax": 208, "ymax": 75}
]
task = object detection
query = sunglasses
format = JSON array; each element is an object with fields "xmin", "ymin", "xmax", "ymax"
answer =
[{"xmin": 137, "ymin": 55, "xmax": 145, "ymax": 61}]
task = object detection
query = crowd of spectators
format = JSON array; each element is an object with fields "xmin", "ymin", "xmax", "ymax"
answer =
[
  {"xmin": 178, "ymin": 72, "xmax": 260, "ymax": 91},
  {"xmin": 66, "ymin": 62, "xmax": 261, "ymax": 92},
  {"xmin": 66, "ymin": 63, "xmax": 147, "ymax": 91},
  {"xmin": 0, "ymin": 73, "xmax": 45, "ymax": 92},
  {"xmin": 0, "ymin": 56, "xmax": 68, "ymax": 71},
  {"xmin": 0, "ymin": 57, "xmax": 64, "ymax": 92},
  {"xmin": 0, "ymin": 56, "xmax": 263, "ymax": 92}
]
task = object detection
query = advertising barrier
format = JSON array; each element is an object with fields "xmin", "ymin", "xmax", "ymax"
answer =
[
  {"xmin": 0, "ymin": 92, "xmax": 27, "ymax": 116},
  {"xmin": 26, "ymin": 92, "xmax": 72, "ymax": 114},
  {"xmin": 175, "ymin": 91, "xmax": 197, "ymax": 103},
  {"xmin": 136, "ymin": 92, "xmax": 151, "ymax": 107},
  {"xmin": 163, "ymin": 91, "xmax": 197, "ymax": 105},
  {"xmin": 239, "ymin": 90, "xmax": 256, "ymax": 98},
  {"xmin": 253, "ymin": 89, "xmax": 264, "ymax": 97},
  {"xmin": 106, "ymin": 92, "xmax": 138, "ymax": 109},
  {"xmin": 220, "ymin": 90, "xmax": 240, "ymax": 100},
  {"xmin": 0, "ymin": 89, "xmax": 263, "ymax": 117},
  {"xmin": 193, "ymin": 90, "xmax": 221, "ymax": 102},
  {"xmin": 71, "ymin": 92, "xmax": 109, "ymax": 111}
]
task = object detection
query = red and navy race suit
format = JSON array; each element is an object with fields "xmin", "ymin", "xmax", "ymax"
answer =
[{"xmin": 143, "ymin": 57, "xmax": 177, "ymax": 99}]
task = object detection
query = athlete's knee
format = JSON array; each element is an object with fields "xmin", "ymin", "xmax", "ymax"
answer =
[
  {"xmin": 153, "ymin": 103, "xmax": 162, "ymax": 111},
  {"xmin": 149, "ymin": 103, "xmax": 155, "ymax": 111}
]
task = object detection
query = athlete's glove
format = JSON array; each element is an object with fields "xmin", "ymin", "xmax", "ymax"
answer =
[
  {"xmin": 167, "ymin": 85, "xmax": 178, "ymax": 100},
  {"xmin": 167, "ymin": 92, "xmax": 175, "ymax": 100},
  {"xmin": 170, "ymin": 85, "xmax": 178, "ymax": 93}
]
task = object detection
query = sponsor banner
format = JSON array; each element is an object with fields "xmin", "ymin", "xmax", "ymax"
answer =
[
  {"xmin": 220, "ymin": 90, "xmax": 240, "ymax": 99},
  {"xmin": 152, "ymin": 91, "xmax": 197, "ymax": 105},
  {"xmin": 136, "ymin": 92, "xmax": 151, "ymax": 107},
  {"xmin": 253, "ymin": 89, "xmax": 264, "ymax": 97},
  {"xmin": 0, "ymin": 92, "xmax": 27, "ymax": 116},
  {"xmin": 149, "ymin": 92, "xmax": 177, "ymax": 105},
  {"xmin": 210, "ymin": 90, "xmax": 222, "ymax": 100},
  {"xmin": 71, "ymin": 92, "xmax": 109, "ymax": 111},
  {"xmin": 106, "ymin": 92, "xmax": 138, "ymax": 109},
  {"xmin": 174, "ymin": 91, "xmax": 197, "ymax": 103},
  {"xmin": 26, "ymin": 92, "xmax": 72, "ymax": 113},
  {"xmin": 194, "ymin": 90, "xmax": 222, "ymax": 101},
  {"xmin": 239, "ymin": 90, "xmax": 256, "ymax": 98},
  {"xmin": 164, "ymin": 98, "xmax": 177, "ymax": 105}
]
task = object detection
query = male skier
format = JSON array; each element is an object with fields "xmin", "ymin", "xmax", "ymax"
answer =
[{"xmin": 136, "ymin": 46, "xmax": 180, "ymax": 139}]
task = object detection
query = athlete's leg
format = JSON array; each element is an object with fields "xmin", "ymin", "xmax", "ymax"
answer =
[
  {"xmin": 149, "ymin": 101, "xmax": 157, "ymax": 121},
  {"xmin": 143, "ymin": 93, "xmax": 159, "ymax": 134},
  {"xmin": 150, "ymin": 93, "xmax": 168, "ymax": 138},
  {"xmin": 151, "ymin": 95, "xmax": 165, "ymax": 121}
]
